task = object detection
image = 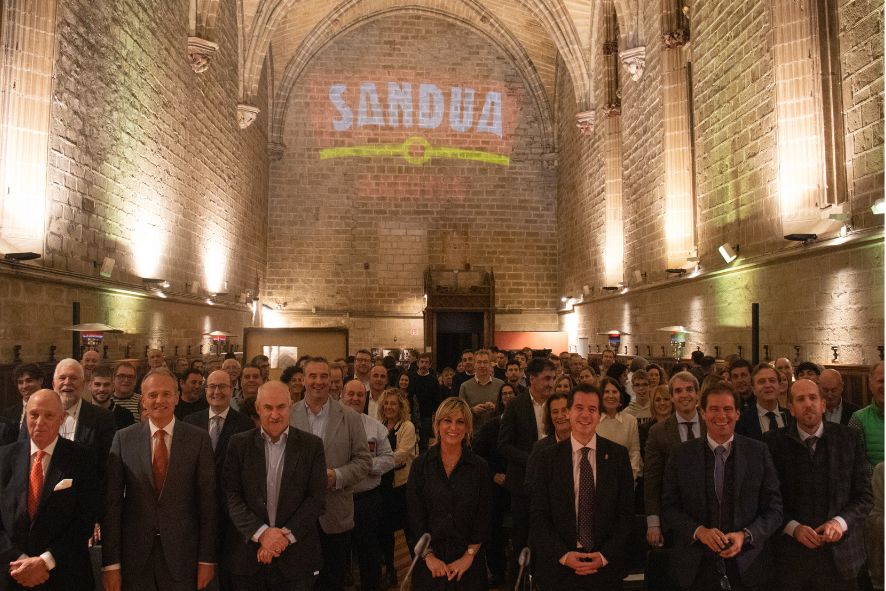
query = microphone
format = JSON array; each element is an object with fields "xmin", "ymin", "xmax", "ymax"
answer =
[
  {"xmin": 514, "ymin": 546, "xmax": 531, "ymax": 591},
  {"xmin": 400, "ymin": 533, "xmax": 431, "ymax": 591}
]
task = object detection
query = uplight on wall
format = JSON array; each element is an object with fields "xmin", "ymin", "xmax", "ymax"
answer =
[
  {"xmin": 718, "ymin": 243, "xmax": 739, "ymax": 264},
  {"xmin": 872, "ymin": 198, "xmax": 885, "ymax": 215}
]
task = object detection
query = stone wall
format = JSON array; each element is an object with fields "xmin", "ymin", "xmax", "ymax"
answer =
[{"xmin": 268, "ymin": 13, "xmax": 559, "ymax": 349}]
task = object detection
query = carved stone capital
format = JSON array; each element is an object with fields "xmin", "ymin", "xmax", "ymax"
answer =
[
  {"xmin": 662, "ymin": 29, "xmax": 689, "ymax": 48},
  {"xmin": 187, "ymin": 37, "xmax": 219, "ymax": 74},
  {"xmin": 575, "ymin": 110, "xmax": 597, "ymax": 135},
  {"xmin": 619, "ymin": 45, "xmax": 646, "ymax": 81},
  {"xmin": 237, "ymin": 104, "xmax": 260, "ymax": 129},
  {"xmin": 603, "ymin": 104, "xmax": 622, "ymax": 118},
  {"xmin": 541, "ymin": 152, "xmax": 559, "ymax": 170},
  {"xmin": 267, "ymin": 142, "xmax": 286, "ymax": 161}
]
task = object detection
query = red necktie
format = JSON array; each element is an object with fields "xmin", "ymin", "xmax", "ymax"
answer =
[
  {"xmin": 153, "ymin": 430, "xmax": 168, "ymax": 493},
  {"xmin": 28, "ymin": 450, "xmax": 46, "ymax": 518}
]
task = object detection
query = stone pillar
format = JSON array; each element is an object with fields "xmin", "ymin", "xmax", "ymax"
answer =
[
  {"xmin": 602, "ymin": 1, "xmax": 624, "ymax": 287},
  {"xmin": 0, "ymin": 0, "xmax": 57, "ymax": 254}
]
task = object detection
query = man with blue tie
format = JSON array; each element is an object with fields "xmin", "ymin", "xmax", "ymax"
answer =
[
  {"xmin": 662, "ymin": 382, "xmax": 783, "ymax": 590},
  {"xmin": 223, "ymin": 381, "xmax": 327, "ymax": 591},
  {"xmin": 0, "ymin": 389, "xmax": 98, "ymax": 590}
]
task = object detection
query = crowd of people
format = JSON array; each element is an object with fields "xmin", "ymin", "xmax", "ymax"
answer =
[{"xmin": 0, "ymin": 345, "xmax": 882, "ymax": 591}]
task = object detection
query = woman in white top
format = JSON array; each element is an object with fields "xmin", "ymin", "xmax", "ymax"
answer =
[{"xmin": 596, "ymin": 377, "xmax": 642, "ymax": 480}]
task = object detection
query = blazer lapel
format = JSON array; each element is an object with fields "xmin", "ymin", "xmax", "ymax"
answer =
[
  {"xmin": 277, "ymin": 433, "xmax": 302, "ymax": 519},
  {"xmin": 73, "ymin": 404, "xmax": 90, "ymax": 444},
  {"xmin": 665, "ymin": 416, "xmax": 681, "ymax": 447},
  {"xmin": 558, "ymin": 441, "xmax": 577, "ymax": 543},
  {"xmin": 324, "ymin": 403, "xmax": 343, "ymax": 448},
  {"xmin": 12, "ymin": 442, "xmax": 30, "ymax": 526},
  {"xmin": 252, "ymin": 430, "xmax": 268, "ymax": 511},
  {"xmin": 34, "ymin": 446, "xmax": 65, "ymax": 523},
  {"xmin": 732, "ymin": 437, "xmax": 748, "ymax": 508},
  {"xmin": 160, "ymin": 425, "xmax": 187, "ymax": 500},
  {"xmin": 138, "ymin": 422, "xmax": 156, "ymax": 497}
]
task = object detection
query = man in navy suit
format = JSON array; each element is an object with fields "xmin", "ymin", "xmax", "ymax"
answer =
[
  {"xmin": 0, "ymin": 389, "xmax": 98, "ymax": 590},
  {"xmin": 530, "ymin": 384, "xmax": 634, "ymax": 590},
  {"xmin": 662, "ymin": 382, "xmax": 783, "ymax": 590},
  {"xmin": 735, "ymin": 363, "xmax": 793, "ymax": 440},
  {"xmin": 184, "ymin": 370, "xmax": 253, "ymax": 591},
  {"xmin": 765, "ymin": 379, "xmax": 872, "ymax": 590}
]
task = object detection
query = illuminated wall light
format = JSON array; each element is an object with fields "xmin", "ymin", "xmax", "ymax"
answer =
[
  {"xmin": 132, "ymin": 215, "xmax": 168, "ymax": 279},
  {"xmin": 871, "ymin": 199, "xmax": 885, "ymax": 215},
  {"xmin": 718, "ymin": 243, "xmax": 739, "ymax": 264},
  {"xmin": 202, "ymin": 241, "xmax": 228, "ymax": 296},
  {"xmin": 262, "ymin": 305, "xmax": 284, "ymax": 328}
]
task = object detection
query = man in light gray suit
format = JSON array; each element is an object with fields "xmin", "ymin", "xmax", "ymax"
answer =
[
  {"xmin": 290, "ymin": 357, "xmax": 371, "ymax": 591},
  {"xmin": 102, "ymin": 369, "xmax": 217, "ymax": 591}
]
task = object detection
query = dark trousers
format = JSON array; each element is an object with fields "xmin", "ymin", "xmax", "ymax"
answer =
[
  {"xmin": 126, "ymin": 535, "xmax": 191, "ymax": 591},
  {"xmin": 776, "ymin": 542, "xmax": 858, "ymax": 591},
  {"xmin": 231, "ymin": 564, "xmax": 316, "ymax": 591},
  {"xmin": 317, "ymin": 529, "xmax": 351, "ymax": 591},
  {"xmin": 419, "ymin": 417, "xmax": 433, "ymax": 452},
  {"xmin": 688, "ymin": 557, "xmax": 755, "ymax": 591},
  {"xmin": 353, "ymin": 489, "xmax": 382, "ymax": 591},
  {"xmin": 380, "ymin": 484, "xmax": 408, "ymax": 572},
  {"xmin": 487, "ymin": 484, "xmax": 510, "ymax": 582}
]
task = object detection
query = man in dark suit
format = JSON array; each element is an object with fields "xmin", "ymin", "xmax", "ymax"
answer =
[
  {"xmin": 499, "ymin": 357, "xmax": 556, "ymax": 581},
  {"xmin": 52, "ymin": 359, "xmax": 116, "ymax": 486},
  {"xmin": 819, "ymin": 369, "xmax": 861, "ymax": 425},
  {"xmin": 102, "ymin": 369, "xmax": 217, "ymax": 591},
  {"xmin": 224, "ymin": 380, "xmax": 327, "ymax": 591},
  {"xmin": 662, "ymin": 382, "xmax": 783, "ymax": 591},
  {"xmin": 1, "ymin": 364, "xmax": 45, "ymax": 439},
  {"xmin": 764, "ymin": 379, "xmax": 872, "ymax": 590},
  {"xmin": 530, "ymin": 384, "xmax": 634, "ymax": 590},
  {"xmin": 0, "ymin": 389, "xmax": 98, "ymax": 590},
  {"xmin": 289, "ymin": 357, "xmax": 370, "ymax": 591},
  {"xmin": 184, "ymin": 370, "xmax": 253, "ymax": 590},
  {"xmin": 0, "ymin": 417, "xmax": 15, "ymax": 446},
  {"xmin": 644, "ymin": 371, "xmax": 706, "ymax": 548},
  {"xmin": 735, "ymin": 363, "xmax": 793, "ymax": 440}
]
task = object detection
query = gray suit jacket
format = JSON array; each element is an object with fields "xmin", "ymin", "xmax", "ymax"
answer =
[
  {"xmin": 102, "ymin": 420, "xmax": 217, "ymax": 584},
  {"xmin": 290, "ymin": 399, "xmax": 371, "ymax": 534},
  {"xmin": 643, "ymin": 413, "xmax": 706, "ymax": 522}
]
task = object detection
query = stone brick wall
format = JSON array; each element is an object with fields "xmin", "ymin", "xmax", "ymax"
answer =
[
  {"xmin": 556, "ymin": 0, "xmax": 883, "ymax": 363},
  {"xmin": 268, "ymin": 13, "xmax": 559, "ymax": 348},
  {"xmin": 47, "ymin": 0, "xmax": 267, "ymax": 297},
  {"xmin": 0, "ymin": 0, "xmax": 269, "ymax": 363}
]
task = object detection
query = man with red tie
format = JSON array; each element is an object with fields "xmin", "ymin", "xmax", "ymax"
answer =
[
  {"xmin": 102, "ymin": 369, "xmax": 217, "ymax": 591},
  {"xmin": 0, "ymin": 389, "xmax": 98, "ymax": 590}
]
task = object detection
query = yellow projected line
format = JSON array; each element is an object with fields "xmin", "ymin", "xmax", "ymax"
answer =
[{"xmin": 319, "ymin": 135, "xmax": 510, "ymax": 167}]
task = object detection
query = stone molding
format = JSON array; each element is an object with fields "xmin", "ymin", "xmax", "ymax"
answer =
[
  {"xmin": 187, "ymin": 36, "xmax": 218, "ymax": 73},
  {"xmin": 575, "ymin": 110, "xmax": 597, "ymax": 135},
  {"xmin": 619, "ymin": 45, "xmax": 646, "ymax": 81},
  {"xmin": 237, "ymin": 104, "xmax": 260, "ymax": 129}
]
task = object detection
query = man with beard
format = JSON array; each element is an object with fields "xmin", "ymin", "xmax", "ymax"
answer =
[{"xmin": 90, "ymin": 366, "xmax": 135, "ymax": 430}]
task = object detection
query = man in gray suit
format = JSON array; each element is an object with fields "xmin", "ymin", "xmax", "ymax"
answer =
[
  {"xmin": 102, "ymin": 369, "xmax": 217, "ymax": 591},
  {"xmin": 289, "ymin": 357, "xmax": 371, "ymax": 591}
]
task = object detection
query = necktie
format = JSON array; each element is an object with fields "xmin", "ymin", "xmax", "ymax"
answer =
[
  {"xmin": 714, "ymin": 445, "xmax": 727, "ymax": 503},
  {"xmin": 210, "ymin": 415, "xmax": 222, "ymax": 451},
  {"xmin": 577, "ymin": 447, "xmax": 595, "ymax": 549},
  {"xmin": 153, "ymin": 430, "xmax": 168, "ymax": 494},
  {"xmin": 28, "ymin": 450, "xmax": 46, "ymax": 518},
  {"xmin": 805, "ymin": 436, "xmax": 818, "ymax": 457},
  {"xmin": 765, "ymin": 411, "xmax": 778, "ymax": 433},
  {"xmin": 682, "ymin": 422, "xmax": 696, "ymax": 441}
]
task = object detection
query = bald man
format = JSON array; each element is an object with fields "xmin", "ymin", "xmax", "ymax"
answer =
[
  {"xmin": 223, "ymin": 381, "xmax": 326, "ymax": 590},
  {"xmin": 0, "ymin": 389, "xmax": 99, "ymax": 590},
  {"xmin": 819, "ymin": 369, "xmax": 860, "ymax": 425}
]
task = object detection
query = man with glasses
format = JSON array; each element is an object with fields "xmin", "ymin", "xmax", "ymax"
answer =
[
  {"xmin": 184, "ymin": 370, "xmax": 253, "ymax": 590},
  {"xmin": 112, "ymin": 362, "xmax": 141, "ymax": 422},
  {"xmin": 662, "ymin": 382, "xmax": 782, "ymax": 591}
]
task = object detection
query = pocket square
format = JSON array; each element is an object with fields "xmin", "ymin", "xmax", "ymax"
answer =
[{"xmin": 53, "ymin": 478, "xmax": 73, "ymax": 491}]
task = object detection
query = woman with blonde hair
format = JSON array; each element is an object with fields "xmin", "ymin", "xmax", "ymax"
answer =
[
  {"xmin": 377, "ymin": 388, "xmax": 417, "ymax": 588},
  {"xmin": 406, "ymin": 397, "xmax": 491, "ymax": 590}
]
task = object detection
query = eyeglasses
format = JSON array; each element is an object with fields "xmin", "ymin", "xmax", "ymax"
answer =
[
  {"xmin": 115, "ymin": 374, "xmax": 136, "ymax": 380},
  {"xmin": 206, "ymin": 384, "xmax": 231, "ymax": 391},
  {"xmin": 715, "ymin": 557, "xmax": 731, "ymax": 591}
]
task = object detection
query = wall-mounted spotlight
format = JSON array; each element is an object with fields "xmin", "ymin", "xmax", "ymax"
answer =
[
  {"xmin": 632, "ymin": 270, "xmax": 646, "ymax": 284},
  {"xmin": 784, "ymin": 233, "xmax": 817, "ymax": 244},
  {"xmin": 831, "ymin": 346, "xmax": 839, "ymax": 363},
  {"xmin": 665, "ymin": 268, "xmax": 687, "ymax": 276},
  {"xmin": 718, "ymin": 243, "xmax": 739, "ymax": 264},
  {"xmin": 601, "ymin": 286, "xmax": 620, "ymax": 293},
  {"xmin": 3, "ymin": 252, "xmax": 40, "ymax": 263},
  {"xmin": 142, "ymin": 278, "xmax": 170, "ymax": 290},
  {"xmin": 872, "ymin": 198, "xmax": 885, "ymax": 215}
]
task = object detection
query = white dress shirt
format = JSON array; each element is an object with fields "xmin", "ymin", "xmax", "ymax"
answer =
[
  {"xmin": 530, "ymin": 391, "xmax": 546, "ymax": 440},
  {"xmin": 59, "ymin": 398, "xmax": 83, "ymax": 440},
  {"xmin": 352, "ymin": 414, "xmax": 395, "ymax": 493},
  {"xmin": 756, "ymin": 403, "xmax": 785, "ymax": 434}
]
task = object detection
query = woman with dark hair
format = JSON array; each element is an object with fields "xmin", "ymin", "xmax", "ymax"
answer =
[
  {"xmin": 645, "ymin": 363, "xmax": 667, "ymax": 390},
  {"xmin": 407, "ymin": 398, "xmax": 491, "ymax": 590},
  {"xmin": 472, "ymin": 382, "xmax": 516, "ymax": 586},
  {"xmin": 605, "ymin": 362, "xmax": 631, "ymax": 408},
  {"xmin": 279, "ymin": 365, "xmax": 304, "ymax": 402},
  {"xmin": 554, "ymin": 375, "xmax": 573, "ymax": 395},
  {"xmin": 597, "ymin": 376, "xmax": 642, "ymax": 481},
  {"xmin": 525, "ymin": 391, "xmax": 572, "ymax": 502}
]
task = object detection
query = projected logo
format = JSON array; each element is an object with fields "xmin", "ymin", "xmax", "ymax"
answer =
[{"xmin": 308, "ymin": 73, "xmax": 519, "ymax": 167}]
